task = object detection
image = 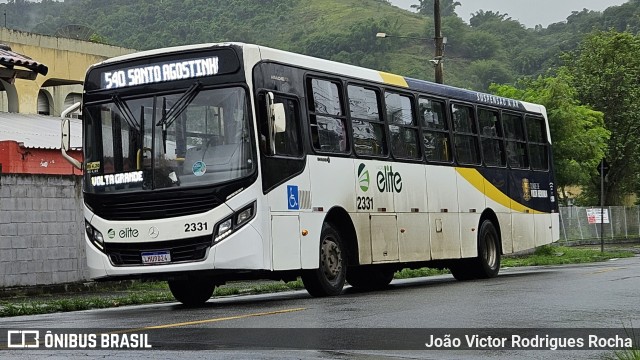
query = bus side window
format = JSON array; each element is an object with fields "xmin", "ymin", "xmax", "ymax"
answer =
[
  {"xmin": 349, "ymin": 84, "xmax": 386, "ymax": 157},
  {"xmin": 478, "ymin": 108, "xmax": 505, "ymax": 167},
  {"xmin": 259, "ymin": 93, "xmax": 302, "ymax": 157},
  {"xmin": 419, "ymin": 97, "xmax": 451, "ymax": 163},
  {"xmin": 503, "ymin": 112, "xmax": 529, "ymax": 169},
  {"xmin": 526, "ymin": 115, "xmax": 548, "ymax": 171},
  {"xmin": 307, "ymin": 78, "xmax": 349, "ymax": 153},
  {"xmin": 451, "ymin": 103, "xmax": 480, "ymax": 165},
  {"xmin": 386, "ymin": 91, "xmax": 420, "ymax": 160}
]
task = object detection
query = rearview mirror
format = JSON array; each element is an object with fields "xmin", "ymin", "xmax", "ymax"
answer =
[
  {"xmin": 272, "ymin": 103, "xmax": 286, "ymax": 133},
  {"xmin": 60, "ymin": 102, "xmax": 82, "ymax": 170},
  {"xmin": 61, "ymin": 118, "xmax": 71, "ymax": 152}
]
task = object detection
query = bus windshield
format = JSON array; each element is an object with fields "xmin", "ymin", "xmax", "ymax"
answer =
[{"xmin": 83, "ymin": 86, "xmax": 254, "ymax": 193}]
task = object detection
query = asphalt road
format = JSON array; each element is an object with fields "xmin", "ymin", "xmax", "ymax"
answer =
[{"xmin": 1, "ymin": 256, "xmax": 639, "ymax": 359}]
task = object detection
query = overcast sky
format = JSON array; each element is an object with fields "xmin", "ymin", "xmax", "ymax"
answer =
[{"xmin": 389, "ymin": 0, "xmax": 629, "ymax": 28}]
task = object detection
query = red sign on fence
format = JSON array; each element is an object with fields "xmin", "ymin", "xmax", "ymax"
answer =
[{"xmin": 586, "ymin": 208, "xmax": 610, "ymax": 224}]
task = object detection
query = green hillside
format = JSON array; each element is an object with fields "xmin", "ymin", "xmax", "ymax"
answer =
[{"xmin": 2, "ymin": 0, "xmax": 638, "ymax": 90}]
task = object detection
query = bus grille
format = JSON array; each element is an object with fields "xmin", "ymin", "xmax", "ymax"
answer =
[
  {"xmin": 106, "ymin": 235, "xmax": 213, "ymax": 266},
  {"xmin": 85, "ymin": 191, "xmax": 222, "ymax": 221}
]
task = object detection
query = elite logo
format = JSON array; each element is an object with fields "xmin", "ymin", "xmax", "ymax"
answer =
[
  {"xmin": 357, "ymin": 163, "xmax": 370, "ymax": 192},
  {"xmin": 377, "ymin": 165, "xmax": 402, "ymax": 193},
  {"xmin": 108, "ymin": 228, "xmax": 139, "ymax": 238}
]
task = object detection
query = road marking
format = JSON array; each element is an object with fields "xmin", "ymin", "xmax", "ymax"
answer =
[
  {"xmin": 114, "ymin": 307, "xmax": 306, "ymax": 333},
  {"xmin": 588, "ymin": 267, "xmax": 625, "ymax": 275},
  {"xmin": 0, "ymin": 308, "xmax": 306, "ymax": 349}
]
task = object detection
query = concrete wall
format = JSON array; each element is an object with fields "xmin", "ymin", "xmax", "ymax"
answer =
[{"xmin": 0, "ymin": 173, "xmax": 88, "ymax": 287}]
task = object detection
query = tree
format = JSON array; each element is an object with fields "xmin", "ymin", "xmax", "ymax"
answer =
[
  {"xmin": 411, "ymin": 0, "xmax": 461, "ymax": 17},
  {"xmin": 468, "ymin": 59, "xmax": 513, "ymax": 91},
  {"xmin": 459, "ymin": 31, "xmax": 503, "ymax": 60},
  {"xmin": 563, "ymin": 30, "xmax": 640, "ymax": 205},
  {"xmin": 490, "ymin": 75, "xmax": 609, "ymax": 204},
  {"xmin": 469, "ymin": 10, "xmax": 511, "ymax": 28}
]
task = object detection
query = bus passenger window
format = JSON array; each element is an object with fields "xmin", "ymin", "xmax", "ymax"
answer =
[
  {"xmin": 419, "ymin": 97, "xmax": 450, "ymax": 162},
  {"xmin": 386, "ymin": 91, "xmax": 420, "ymax": 159},
  {"xmin": 478, "ymin": 108, "xmax": 505, "ymax": 167},
  {"xmin": 526, "ymin": 115, "xmax": 548, "ymax": 170},
  {"xmin": 307, "ymin": 78, "xmax": 349, "ymax": 153},
  {"xmin": 349, "ymin": 85, "xmax": 386, "ymax": 157},
  {"xmin": 503, "ymin": 113, "xmax": 529, "ymax": 169},
  {"xmin": 451, "ymin": 103, "xmax": 480, "ymax": 165}
]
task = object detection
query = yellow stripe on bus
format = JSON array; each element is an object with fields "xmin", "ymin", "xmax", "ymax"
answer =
[
  {"xmin": 379, "ymin": 72, "xmax": 408, "ymax": 87},
  {"xmin": 455, "ymin": 167, "xmax": 543, "ymax": 214}
]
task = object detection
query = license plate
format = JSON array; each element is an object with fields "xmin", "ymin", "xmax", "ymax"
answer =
[{"xmin": 141, "ymin": 251, "xmax": 171, "ymax": 265}]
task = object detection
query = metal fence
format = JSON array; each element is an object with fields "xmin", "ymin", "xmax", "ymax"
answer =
[{"xmin": 559, "ymin": 206, "xmax": 640, "ymax": 243}]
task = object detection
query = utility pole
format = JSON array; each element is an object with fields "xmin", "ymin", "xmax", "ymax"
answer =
[
  {"xmin": 434, "ymin": 0, "xmax": 444, "ymax": 84},
  {"xmin": 599, "ymin": 159, "xmax": 608, "ymax": 253}
]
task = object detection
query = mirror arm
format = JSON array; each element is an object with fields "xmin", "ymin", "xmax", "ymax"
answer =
[{"xmin": 267, "ymin": 92, "xmax": 277, "ymax": 154}]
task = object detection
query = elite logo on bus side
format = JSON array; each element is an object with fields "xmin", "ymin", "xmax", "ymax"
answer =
[
  {"xmin": 377, "ymin": 165, "xmax": 402, "ymax": 193},
  {"xmin": 358, "ymin": 163, "xmax": 402, "ymax": 194},
  {"xmin": 357, "ymin": 164, "xmax": 370, "ymax": 192}
]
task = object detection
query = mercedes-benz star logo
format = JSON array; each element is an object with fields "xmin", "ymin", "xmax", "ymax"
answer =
[{"xmin": 148, "ymin": 226, "xmax": 159, "ymax": 239}]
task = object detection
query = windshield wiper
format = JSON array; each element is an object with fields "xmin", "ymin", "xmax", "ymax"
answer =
[
  {"xmin": 112, "ymin": 94, "xmax": 141, "ymax": 133},
  {"xmin": 156, "ymin": 81, "xmax": 203, "ymax": 153}
]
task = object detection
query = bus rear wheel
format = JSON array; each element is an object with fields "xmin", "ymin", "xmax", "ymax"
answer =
[
  {"xmin": 450, "ymin": 220, "xmax": 500, "ymax": 280},
  {"xmin": 301, "ymin": 223, "xmax": 346, "ymax": 297},
  {"xmin": 346, "ymin": 266, "xmax": 394, "ymax": 291},
  {"xmin": 476, "ymin": 220, "xmax": 500, "ymax": 278},
  {"xmin": 168, "ymin": 278, "xmax": 216, "ymax": 307}
]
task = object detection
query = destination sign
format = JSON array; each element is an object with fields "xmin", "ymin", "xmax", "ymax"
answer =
[{"xmin": 101, "ymin": 56, "xmax": 220, "ymax": 89}]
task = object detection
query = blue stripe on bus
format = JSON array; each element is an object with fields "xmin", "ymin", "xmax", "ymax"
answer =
[{"xmin": 404, "ymin": 77, "xmax": 528, "ymax": 111}]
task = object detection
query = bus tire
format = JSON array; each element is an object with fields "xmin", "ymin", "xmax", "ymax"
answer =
[
  {"xmin": 476, "ymin": 220, "xmax": 501, "ymax": 278},
  {"xmin": 346, "ymin": 266, "xmax": 394, "ymax": 291},
  {"xmin": 168, "ymin": 278, "xmax": 216, "ymax": 307},
  {"xmin": 301, "ymin": 223, "xmax": 346, "ymax": 297},
  {"xmin": 449, "ymin": 260, "xmax": 475, "ymax": 281},
  {"xmin": 450, "ymin": 220, "xmax": 500, "ymax": 280}
]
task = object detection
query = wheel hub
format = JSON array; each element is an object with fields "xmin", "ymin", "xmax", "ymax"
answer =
[
  {"xmin": 483, "ymin": 234, "xmax": 497, "ymax": 270},
  {"xmin": 321, "ymin": 238, "xmax": 342, "ymax": 280}
]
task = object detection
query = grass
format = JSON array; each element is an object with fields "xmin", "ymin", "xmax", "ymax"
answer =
[
  {"xmin": 394, "ymin": 267, "xmax": 450, "ymax": 279},
  {"xmin": 0, "ymin": 280, "xmax": 305, "ymax": 317},
  {"xmin": 606, "ymin": 349, "xmax": 640, "ymax": 360},
  {"xmin": 501, "ymin": 245, "xmax": 635, "ymax": 267},
  {"xmin": 604, "ymin": 326, "xmax": 640, "ymax": 360},
  {"xmin": 0, "ymin": 245, "xmax": 634, "ymax": 317}
]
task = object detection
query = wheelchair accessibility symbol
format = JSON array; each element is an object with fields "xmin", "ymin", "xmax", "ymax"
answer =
[{"xmin": 287, "ymin": 185, "xmax": 299, "ymax": 210}]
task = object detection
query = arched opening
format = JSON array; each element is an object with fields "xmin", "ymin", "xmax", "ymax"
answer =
[
  {"xmin": 37, "ymin": 89, "xmax": 53, "ymax": 115},
  {"xmin": 64, "ymin": 92, "xmax": 82, "ymax": 118},
  {"xmin": 41, "ymin": 79, "xmax": 83, "ymax": 117},
  {"xmin": 0, "ymin": 79, "xmax": 19, "ymax": 113}
]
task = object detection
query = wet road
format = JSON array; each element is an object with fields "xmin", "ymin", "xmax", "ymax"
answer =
[{"xmin": 1, "ymin": 256, "xmax": 639, "ymax": 359}]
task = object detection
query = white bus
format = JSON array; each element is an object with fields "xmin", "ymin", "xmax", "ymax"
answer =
[{"xmin": 61, "ymin": 43, "xmax": 559, "ymax": 306}]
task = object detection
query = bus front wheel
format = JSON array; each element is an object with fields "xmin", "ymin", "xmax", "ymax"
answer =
[
  {"xmin": 168, "ymin": 278, "xmax": 216, "ymax": 307},
  {"xmin": 301, "ymin": 223, "xmax": 346, "ymax": 297}
]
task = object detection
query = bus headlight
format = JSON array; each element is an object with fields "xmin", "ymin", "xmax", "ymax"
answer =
[
  {"xmin": 213, "ymin": 201, "xmax": 256, "ymax": 244},
  {"xmin": 85, "ymin": 220, "xmax": 105, "ymax": 252},
  {"xmin": 216, "ymin": 218, "xmax": 233, "ymax": 241},
  {"xmin": 236, "ymin": 205, "xmax": 254, "ymax": 226}
]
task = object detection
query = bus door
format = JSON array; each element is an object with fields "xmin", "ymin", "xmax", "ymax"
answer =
[{"xmin": 257, "ymin": 90, "xmax": 307, "ymax": 270}]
